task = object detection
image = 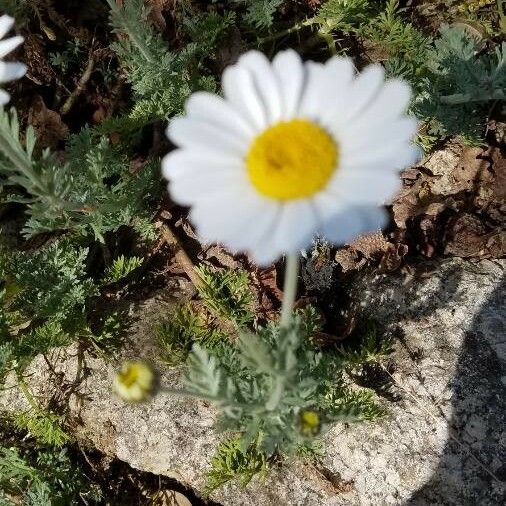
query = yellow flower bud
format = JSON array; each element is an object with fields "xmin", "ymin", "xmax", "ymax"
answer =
[
  {"xmin": 113, "ymin": 361, "xmax": 155, "ymax": 402},
  {"xmin": 298, "ymin": 409, "xmax": 322, "ymax": 437}
]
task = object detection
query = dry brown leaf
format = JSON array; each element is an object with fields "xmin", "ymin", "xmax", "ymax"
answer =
[
  {"xmin": 335, "ymin": 232, "xmax": 407, "ymax": 273},
  {"xmin": 444, "ymin": 214, "xmax": 505, "ymax": 258},
  {"xmin": 378, "ymin": 243, "xmax": 408, "ymax": 273},
  {"xmin": 28, "ymin": 95, "xmax": 69, "ymax": 149},
  {"xmin": 347, "ymin": 232, "xmax": 390, "ymax": 259},
  {"xmin": 251, "ymin": 265, "xmax": 283, "ymax": 320},
  {"xmin": 200, "ymin": 244, "xmax": 240, "ymax": 270},
  {"xmin": 175, "ymin": 216, "xmax": 200, "ymax": 242},
  {"xmin": 148, "ymin": 0, "xmax": 171, "ymax": 32},
  {"xmin": 334, "ymin": 248, "xmax": 361, "ymax": 273},
  {"xmin": 297, "ymin": 461, "xmax": 354, "ymax": 496},
  {"xmin": 390, "ymin": 144, "xmax": 504, "ymax": 260},
  {"xmin": 23, "ymin": 34, "xmax": 56, "ymax": 85}
]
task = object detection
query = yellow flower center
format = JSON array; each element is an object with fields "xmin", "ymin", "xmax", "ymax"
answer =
[{"xmin": 246, "ymin": 119, "xmax": 338, "ymax": 201}]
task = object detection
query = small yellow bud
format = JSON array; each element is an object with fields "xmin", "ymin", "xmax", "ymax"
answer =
[
  {"xmin": 113, "ymin": 361, "xmax": 155, "ymax": 402},
  {"xmin": 298, "ymin": 410, "xmax": 322, "ymax": 437}
]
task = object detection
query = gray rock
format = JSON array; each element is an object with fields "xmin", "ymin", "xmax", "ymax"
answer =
[{"xmin": 1, "ymin": 258, "xmax": 504, "ymax": 505}]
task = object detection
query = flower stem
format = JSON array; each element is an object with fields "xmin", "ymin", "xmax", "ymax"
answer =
[
  {"xmin": 280, "ymin": 253, "xmax": 299, "ymax": 328},
  {"xmin": 258, "ymin": 18, "xmax": 318, "ymax": 44}
]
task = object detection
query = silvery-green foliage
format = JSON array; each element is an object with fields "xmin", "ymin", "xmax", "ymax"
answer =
[
  {"xmin": 156, "ymin": 304, "xmax": 226, "ymax": 365},
  {"xmin": 233, "ymin": 0, "xmax": 284, "ymax": 29},
  {"xmin": 205, "ymin": 436, "xmax": 268, "ymax": 493},
  {"xmin": 7, "ymin": 240, "xmax": 97, "ymax": 324},
  {"xmin": 0, "ymin": 109, "xmax": 160, "ymax": 239},
  {"xmin": 24, "ymin": 129, "xmax": 161, "ymax": 241},
  {"xmin": 360, "ymin": 0, "xmax": 430, "ymax": 71},
  {"xmin": 106, "ymin": 0, "xmax": 230, "ymax": 129},
  {"xmin": 184, "ymin": 309, "xmax": 384, "ymax": 456},
  {"xmin": 0, "ymin": 108, "xmax": 76, "ymax": 232},
  {"xmin": 414, "ymin": 25, "xmax": 505, "ymax": 139},
  {"xmin": 9, "ymin": 410, "xmax": 69, "ymax": 448}
]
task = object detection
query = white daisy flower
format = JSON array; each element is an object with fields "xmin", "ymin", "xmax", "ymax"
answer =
[
  {"xmin": 0, "ymin": 15, "xmax": 26, "ymax": 105},
  {"xmin": 162, "ymin": 50, "xmax": 419, "ymax": 265}
]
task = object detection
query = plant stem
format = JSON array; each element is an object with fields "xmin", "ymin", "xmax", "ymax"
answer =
[
  {"xmin": 17, "ymin": 374, "xmax": 41, "ymax": 412},
  {"xmin": 497, "ymin": 0, "xmax": 506, "ymax": 33},
  {"xmin": 280, "ymin": 253, "xmax": 299, "ymax": 328},
  {"xmin": 440, "ymin": 89, "xmax": 505, "ymax": 104},
  {"xmin": 265, "ymin": 374, "xmax": 285, "ymax": 411},
  {"xmin": 259, "ymin": 18, "xmax": 318, "ymax": 44}
]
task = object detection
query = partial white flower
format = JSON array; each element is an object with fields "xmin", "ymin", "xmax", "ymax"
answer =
[
  {"xmin": 163, "ymin": 50, "xmax": 419, "ymax": 265},
  {"xmin": 0, "ymin": 15, "xmax": 26, "ymax": 105}
]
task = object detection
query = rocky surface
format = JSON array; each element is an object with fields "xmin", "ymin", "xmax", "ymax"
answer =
[{"xmin": 1, "ymin": 258, "xmax": 505, "ymax": 505}]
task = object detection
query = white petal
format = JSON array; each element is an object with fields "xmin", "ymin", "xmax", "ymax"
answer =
[
  {"xmin": 324, "ymin": 56, "xmax": 355, "ymax": 87},
  {"xmin": 223, "ymin": 199, "xmax": 280, "ymax": 251},
  {"xmin": 167, "ymin": 117, "xmax": 249, "ymax": 156},
  {"xmin": 185, "ymin": 91, "xmax": 255, "ymax": 141},
  {"xmin": 0, "ymin": 88, "xmax": 10, "ymax": 105},
  {"xmin": 320, "ymin": 205, "xmax": 389, "ymax": 244},
  {"xmin": 190, "ymin": 192, "xmax": 279, "ymax": 249},
  {"xmin": 0, "ymin": 61, "xmax": 26, "ymax": 83},
  {"xmin": 358, "ymin": 79, "xmax": 412, "ymax": 123},
  {"xmin": 249, "ymin": 235, "xmax": 283, "ymax": 266},
  {"xmin": 162, "ymin": 149, "xmax": 243, "ymax": 180},
  {"xmin": 0, "ymin": 15, "xmax": 14, "ymax": 40},
  {"xmin": 272, "ymin": 200, "xmax": 319, "ymax": 254},
  {"xmin": 328, "ymin": 170, "xmax": 401, "ymax": 204},
  {"xmin": 222, "ymin": 65, "xmax": 267, "ymax": 131},
  {"xmin": 339, "ymin": 117, "xmax": 418, "ymax": 153},
  {"xmin": 0, "ymin": 35, "xmax": 23, "ymax": 58},
  {"xmin": 325, "ymin": 64, "xmax": 384, "ymax": 134},
  {"xmin": 313, "ymin": 57, "xmax": 355, "ymax": 125},
  {"xmin": 272, "ymin": 49, "xmax": 305, "ymax": 119},
  {"xmin": 297, "ymin": 62, "xmax": 325, "ymax": 120},
  {"xmin": 312, "ymin": 192, "xmax": 346, "ymax": 225},
  {"xmin": 340, "ymin": 143, "xmax": 421, "ymax": 172},
  {"xmin": 238, "ymin": 51, "xmax": 282, "ymax": 124},
  {"xmin": 250, "ymin": 201, "xmax": 320, "ymax": 265},
  {"xmin": 169, "ymin": 171, "xmax": 249, "ymax": 206}
]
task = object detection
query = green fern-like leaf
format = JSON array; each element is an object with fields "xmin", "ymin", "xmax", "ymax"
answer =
[
  {"xmin": 338, "ymin": 321, "xmax": 394, "ymax": 367},
  {"xmin": 234, "ymin": 0, "xmax": 284, "ymax": 29},
  {"xmin": 8, "ymin": 240, "xmax": 97, "ymax": 324},
  {"xmin": 10, "ymin": 410, "xmax": 69, "ymax": 447},
  {"xmin": 316, "ymin": 0, "xmax": 376, "ymax": 33},
  {"xmin": 156, "ymin": 304, "xmax": 225, "ymax": 365},
  {"xmin": 102, "ymin": 255, "xmax": 143, "ymax": 284},
  {"xmin": 205, "ymin": 436, "xmax": 268, "ymax": 493},
  {"xmin": 195, "ymin": 265, "xmax": 255, "ymax": 328}
]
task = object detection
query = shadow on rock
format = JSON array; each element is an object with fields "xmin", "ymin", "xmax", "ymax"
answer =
[{"xmin": 404, "ymin": 275, "xmax": 506, "ymax": 505}]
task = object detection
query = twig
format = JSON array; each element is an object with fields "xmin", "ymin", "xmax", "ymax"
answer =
[
  {"xmin": 159, "ymin": 223, "xmax": 202, "ymax": 287},
  {"xmin": 60, "ymin": 53, "xmax": 96, "ymax": 116}
]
